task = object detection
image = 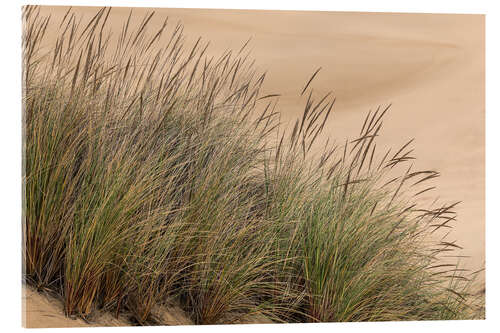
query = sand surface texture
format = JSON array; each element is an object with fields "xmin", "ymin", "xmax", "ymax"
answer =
[{"xmin": 26, "ymin": 6, "xmax": 485, "ymax": 327}]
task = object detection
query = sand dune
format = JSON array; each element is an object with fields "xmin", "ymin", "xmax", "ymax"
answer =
[{"xmin": 27, "ymin": 6, "xmax": 485, "ymax": 325}]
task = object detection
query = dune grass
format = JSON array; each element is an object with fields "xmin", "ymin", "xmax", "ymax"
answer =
[{"xmin": 22, "ymin": 6, "xmax": 483, "ymax": 325}]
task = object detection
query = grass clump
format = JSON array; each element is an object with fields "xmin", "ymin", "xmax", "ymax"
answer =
[{"xmin": 22, "ymin": 6, "xmax": 483, "ymax": 325}]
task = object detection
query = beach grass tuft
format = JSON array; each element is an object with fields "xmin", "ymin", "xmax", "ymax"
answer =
[{"xmin": 22, "ymin": 6, "xmax": 483, "ymax": 324}]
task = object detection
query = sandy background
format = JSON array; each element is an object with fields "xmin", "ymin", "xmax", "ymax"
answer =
[{"xmin": 31, "ymin": 3, "xmax": 484, "ymax": 312}]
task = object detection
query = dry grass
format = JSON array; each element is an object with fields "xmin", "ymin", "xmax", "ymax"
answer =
[{"xmin": 22, "ymin": 6, "xmax": 484, "ymax": 325}]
